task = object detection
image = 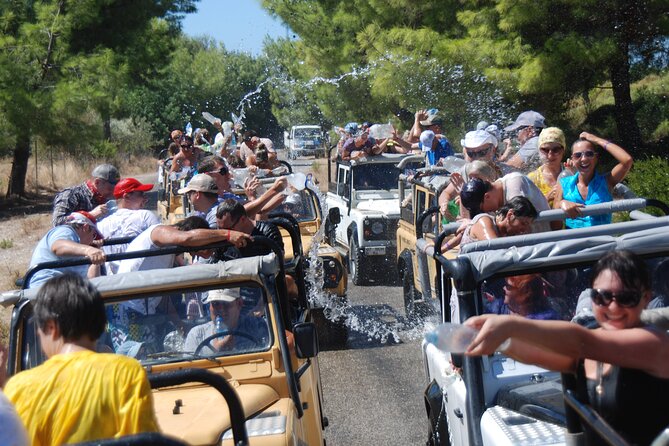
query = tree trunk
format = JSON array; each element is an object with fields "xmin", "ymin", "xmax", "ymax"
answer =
[
  {"xmin": 103, "ymin": 115, "xmax": 112, "ymax": 141},
  {"xmin": 7, "ymin": 140, "xmax": 31, "ymax": 198},
  {"xmin": 609, "ymin": 41, "xmax": 642, "ymax": 155}
]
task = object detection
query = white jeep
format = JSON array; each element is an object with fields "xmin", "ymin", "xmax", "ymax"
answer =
[
  {"xmin": 325, "ymin": 153, "xmax": 424, "ymax": 285},
  {"xmin": 283, "ymin": 125, "xmax": 327, "ymax": 159}
]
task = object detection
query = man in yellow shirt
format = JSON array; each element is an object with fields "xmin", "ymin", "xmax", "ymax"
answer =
[{"xmin": 3, "ymin": 274, "xmax": 159, "ymax": 445}]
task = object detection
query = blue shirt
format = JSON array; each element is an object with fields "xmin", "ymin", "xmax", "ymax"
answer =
[
  {"xmin": 419, "ymin": 137, "xmax": 454, "ymax": 166},
  {"xmin": 560, "ymin": 172, "xmax": 612, "ymax": 228},
  {"xmin": 28, "ymin": 226, "xmax": 90, "ymax": 288}
]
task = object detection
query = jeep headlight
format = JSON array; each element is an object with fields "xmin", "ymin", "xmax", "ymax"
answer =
[{"xmin": 371, "ymin": 221, "xmax": 384, "ymax": 235}]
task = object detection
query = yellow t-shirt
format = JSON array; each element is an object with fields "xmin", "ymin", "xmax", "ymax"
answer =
[
  {"xmin": 527, "ymin": 166, "xmax": 557, "ymax": 206},
  {"xmin": 4, "ymin": 350, "xmax": 158, "ymax": 446}
]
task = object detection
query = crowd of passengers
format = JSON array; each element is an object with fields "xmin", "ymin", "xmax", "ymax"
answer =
[{"xmin": 2, "ymin": 109, "xmax": 669, "ymax": 445}]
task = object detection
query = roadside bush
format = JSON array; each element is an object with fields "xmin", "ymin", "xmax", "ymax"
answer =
[
  {"xmin": 111, "ymin": 118, "xmax": 160, "ymax": 156},
  {"xmin": 90, "ymin": 140, "xmax": 118, "ymax": 158},
  {"xmin": 625, "ymin": 156, "xmax": 669, "ymax": 216}
]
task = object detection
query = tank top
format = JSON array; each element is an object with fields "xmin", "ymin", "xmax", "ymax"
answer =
[
  {"xmin": 560, "ymin": 172, "xmax": 612, "ymax": 228},
  {"xmin": 579, "ymin": 356, "xmax": 669, "ymax": 445},
  {"xmin": 461, "ymin": 213, "xmax": 497, "ymax": 246}
]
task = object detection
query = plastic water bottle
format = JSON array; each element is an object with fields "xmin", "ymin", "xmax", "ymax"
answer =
[
  {"xmin": 215, "ymin": 315, "xmax": 225, "ymax": 333},
  {"xmin": 368, "ymin": 123, "xmax": 394, "ymax": 139},
  {"xmin": 231, "ymin": 168, "xmax": 251, "ymax": 188},
  {"xmin": 286, "ymin": 172, "xmax": 307, "ymax": 191},
  {"xmin": 106, "ymin": 200, "xmax": 118, "ymax": 214},
  {"xmin": 424, "ymin": 322, "xmax": 510, "ymax": 353},
  {"xmin": 440, "ymin": 156, "xmax": 466, "ymax": 174}
]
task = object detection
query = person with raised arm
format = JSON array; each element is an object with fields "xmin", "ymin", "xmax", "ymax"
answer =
[{"xmin": 553, "ymin": 132, "xmax": 633, "ymax": 228}]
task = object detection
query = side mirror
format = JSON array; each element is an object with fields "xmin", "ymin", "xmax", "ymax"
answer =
[
  {"xmin": 328, "ymin": 207, "xmax": 341, "ymax": 226},
  {"xmin": 293, "ymin": 322, "xmax": 319, "ymax": 359}
]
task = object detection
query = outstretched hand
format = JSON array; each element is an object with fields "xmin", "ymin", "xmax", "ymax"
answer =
[{"xmin": 464, "ymin": 314, "xmax": 514, "ymax": 356}]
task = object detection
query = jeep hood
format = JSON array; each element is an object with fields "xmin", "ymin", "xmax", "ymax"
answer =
[
  {"xmin": 154, "ymin": 382, "xmax": 279, "ymax": 445},
  {"xmin": 354, "ymin": 198, "xmax": 400, "ymax": 216}
]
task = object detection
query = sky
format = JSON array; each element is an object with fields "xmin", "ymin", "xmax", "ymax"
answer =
[{"xmin": 181, "ymin": 0, "xmax": 291, "ymax": 56}]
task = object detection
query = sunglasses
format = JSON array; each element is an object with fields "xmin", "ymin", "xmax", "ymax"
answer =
[
  {"xmin": 466, "ymin": 147, "xmax": 491, "ymax": 159},
  {"xmin": 210, "ymin": 166, "xmax": 229, "ymax": 176},
  {"xmin": 572, "ymin": 150, "xmax": 596, "ymax": 160},
  {"xmin": 591, "ymin": 288, "xmax": 641, "ymax": 308},
  {"xmin": 540, "ymin": 146, "xmax": 564, "ymax": 155}
]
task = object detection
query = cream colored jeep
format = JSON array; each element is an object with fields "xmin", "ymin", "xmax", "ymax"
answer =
[{"xmin": 3, "ymin": 248, "xmax": 328, "ymax": 445}]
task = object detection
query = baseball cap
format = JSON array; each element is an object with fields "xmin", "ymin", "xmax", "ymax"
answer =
[
  {"xmin": 461, "ymin": 130, "xmax": 498, "ymax": 149},
  {"xmin": 114, "ymin": 178, "xmax": 154, "ymax": 199},
  {"xmin": 91, "ymin": 164, "xmax": 120, "ymax": 184},
  {"xmin": 344, "ymin": 122, "xmax": 358, "ymax": 134},
  {"xmin": 420, "ymin": 130, "xmax": 435, "ymax": 151},
  {"xmin": 178, "ymin": 174, "xmax": 219, "ymax": 194},
  {"xmin": 203, "ymin": 288, "xmax": 240, "ymax": 304},
  {"xmin": 460, "ymin": 178, "xmax": 492, "ymax": 217},
  {"xmin": 503, "ymin": 111, "xmax": 546, "ymax": 132},
  {"xmin": 66, "ymin": 211, "xmax": 103, "ymax": 239}
]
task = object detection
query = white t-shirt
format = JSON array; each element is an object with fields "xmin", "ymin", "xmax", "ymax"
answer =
[
  {"xmin": 116, "ymin": 224, "xmax": 175, "ymax": 273},
  {"xmin": 498, "ymin": 172, "xmax": 551, "ymax": 232},
  {"xmin": 239, "ymin": 138, "xmax": 275, "ymax": 161},
  {"xmin": 98, "ymin": 209, "xmax": 160, "ymax": 274}
]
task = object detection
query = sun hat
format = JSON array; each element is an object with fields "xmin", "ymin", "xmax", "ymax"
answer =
[
  {"xmin": 503, "ymin": 111, "xmax": 546, "ymax": 132},
  {"xmin": 91, "ymin": 164, "xmax": 120, "ymax": 184},
  {"xmin": 420, "ymin": 130, "xmax": 435, "ymax": 151},
  {"xmin": 66, "ymin": 211, "xmax": 103, "ymax": 239},
  {"xmin": 484, "ymin": 124, "xmax": 501, "ymax": 147},
  {"xmin": 537, "ymin": 127, "xmax": 566, "ymax": 150},
  {"xmin": 460, "ymin": 178, "xmax": 492, "ymax": 217},
  {"xmin": 461, "ymin": 130, "xmax": 497, "ymax": 149},
  {"xmin": 203, "ymin": 288, "xmax": 240, "ymax": 304},
  {"xmin": 114, "ymin": 178, "xmax": 154, "ymax": 199},
  {"xmin": 476, "ymin": 121, "xmax": 490, "ymax": 130},
  {"xmin": 178, "ymin": 174, "xmax": 219, "ymax": 194}
]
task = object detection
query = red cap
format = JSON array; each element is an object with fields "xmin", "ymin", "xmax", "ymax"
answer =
[
  {"xmin": 113, "ymin": 178, "xmax": 154, "ymax": 199},
  {"xmin": 67, "ymin": 211, "xmax": 103, "ymax": 240}
]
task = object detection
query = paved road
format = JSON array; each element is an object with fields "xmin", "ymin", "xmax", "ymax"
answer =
[{"xmin": 318, "ymin": 281, "xmax": 431, "ymax": 445}]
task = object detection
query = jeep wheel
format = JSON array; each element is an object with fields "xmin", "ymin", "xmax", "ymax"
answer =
[
  {"xmin": 427, "ymin": 407, "xmax": 451, "ymax": 446},
  {"xmin": 349, "ymin": 237, "xmax": 367, "ymax": 286},
  {"xmin": 312, "ymin": 307, "xmax": 348, "ymax": 350}
]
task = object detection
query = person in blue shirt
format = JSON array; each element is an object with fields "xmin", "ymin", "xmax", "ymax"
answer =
[
  {"xmin": 554, "ymin": 132, "xmax": 633, "ymax": 228},
  {"xmin": 419, "ymin": 130, "xmax": 454, "ymax": 166}
]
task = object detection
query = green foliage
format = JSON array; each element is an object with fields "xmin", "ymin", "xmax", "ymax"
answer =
[
  {"xmin": 0, "ymin": 238, "xmax": 13, "ymax": 249},
  {"xmin": 90, "ymin": 140, "xmax": 118, "ymax": 158},
  {"xmin": 625, "ymin": 157, "xmax": 669, "ymax": 215},
  {"xmin": 110, "ymin": 118, "xmax": 160, "ymax": 155}
]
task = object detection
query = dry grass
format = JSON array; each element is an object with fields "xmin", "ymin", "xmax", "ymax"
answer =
[{"xmin": 0, "ymin": 152, "xmax": 158, "ymax": 346}]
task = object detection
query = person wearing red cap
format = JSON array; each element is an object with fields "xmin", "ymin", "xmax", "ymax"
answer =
[
  {"xmin": 27, "ymin": 211, "xmax": 106, "ymax": 288},
  {"xmin": 97, "ymin": 178, "xmax": 159, "ymax": 274}
]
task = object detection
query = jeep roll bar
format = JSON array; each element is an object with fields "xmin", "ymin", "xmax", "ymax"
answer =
[
  {"xmin": 279, "ymin": 160, "xmax": 293, "ymax": 173},
  {"xmin": 562, "ymin": 389, "xmax": 629, "ymax": 446},
  {"xmin": 268, "ymin": 214, "xmax": 309, "ymax": 309},
  {"xmin": 416, "ymin": 206, "xmax": 440, "ymax": 239},
  {"xmin": 15, "ymin": 236, "xmax": 307, "ymax": 421},
  {"xmin": 148, "ymin": 368, "xmax": 249, "ymax": 446}
]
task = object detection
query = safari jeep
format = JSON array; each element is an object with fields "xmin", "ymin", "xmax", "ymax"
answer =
[
  {"xmin": 3, "ymin": 242, "xmax": 328, "ymax": 446},
  {"xmin": 422, "ymin": 200, "xmax": 669, "ymax": 446},
  {"xmin": 325, "ymin": 152, "xmax": 424, "ymax": 285},
  {"xmin": 396, "ymin": 167, "xmax": 453, "ymax": 319},
  {"xmin": 267, "ymin": 184, "xmax": 349, "ymax": 347}
]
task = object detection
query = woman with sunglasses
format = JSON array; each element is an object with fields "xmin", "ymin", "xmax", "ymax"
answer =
[
  {"xmin": 527, "ymin": 127, "xmax": 572, "ymax": 207},
  {"xmin": 465, "ymin": 250, "xmax": 669, "ymax": 445},
  {"xmin": 553, "ymin": 132, "xmax": 633, "ymax": 228}
]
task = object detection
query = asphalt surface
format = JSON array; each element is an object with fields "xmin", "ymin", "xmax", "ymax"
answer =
[
  {"xmin": 286, "ymin": 156, "xmax": 430, "ymax": 445},
  {"xmin": 318, "ymin": 281, "xmax": 430, "ymax": 446}
]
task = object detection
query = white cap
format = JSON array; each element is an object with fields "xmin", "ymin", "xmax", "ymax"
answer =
[
  {"xmin": 203, "ymin": 288, "xmax": 240, "ymax": 304},
  {"xmin": 460, "ymin": 129, "xmax": 498, "ymax": 149},
  {"xmin": 420, "ymin": 130, "xmax": 435, "ymax": 151}
]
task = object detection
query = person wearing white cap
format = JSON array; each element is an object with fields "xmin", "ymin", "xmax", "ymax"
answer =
[
  {"xmin": 27, "ymin": 211, "xmax": 106, "ymax": 289},
  {"xmin": 52, "ymin": 164, "xmax": 120, "ymax": 226},
  {"xmin": 503, "ymin": 110, "xmax": 547, "ymax": 170},
  {"xmin": 184, "ymin": 288, "xmax": 269, "ymax": 354}
]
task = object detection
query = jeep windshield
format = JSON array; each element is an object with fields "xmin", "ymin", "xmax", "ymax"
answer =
[
  {"xmin": 278, "ymin": 189, "xmax": 319, "ymax": 223},
  {"xmin": 294, "ymin": 128, "xmax": 321, "ymax": 140},
  {"xmin": 18, "ymin": 284, "xmax": 273, "ymax": 369},
  {"xmin": 352, "ymin": 163, "xmax": 401, "ymax": 191}
]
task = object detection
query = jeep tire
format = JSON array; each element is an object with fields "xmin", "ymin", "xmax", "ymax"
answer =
[
  {"xmin": 349, "ymin": 236, "xmax": 367, "ymax": 286},
  {"xmin": 312, "ymin": 307, "xmax": 348, "ymax": 350}
]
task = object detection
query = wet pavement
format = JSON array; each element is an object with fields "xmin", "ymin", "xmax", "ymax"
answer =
[{"xmin": 318, "ymin": 282, "xmax": 429, "ymax": 445}]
